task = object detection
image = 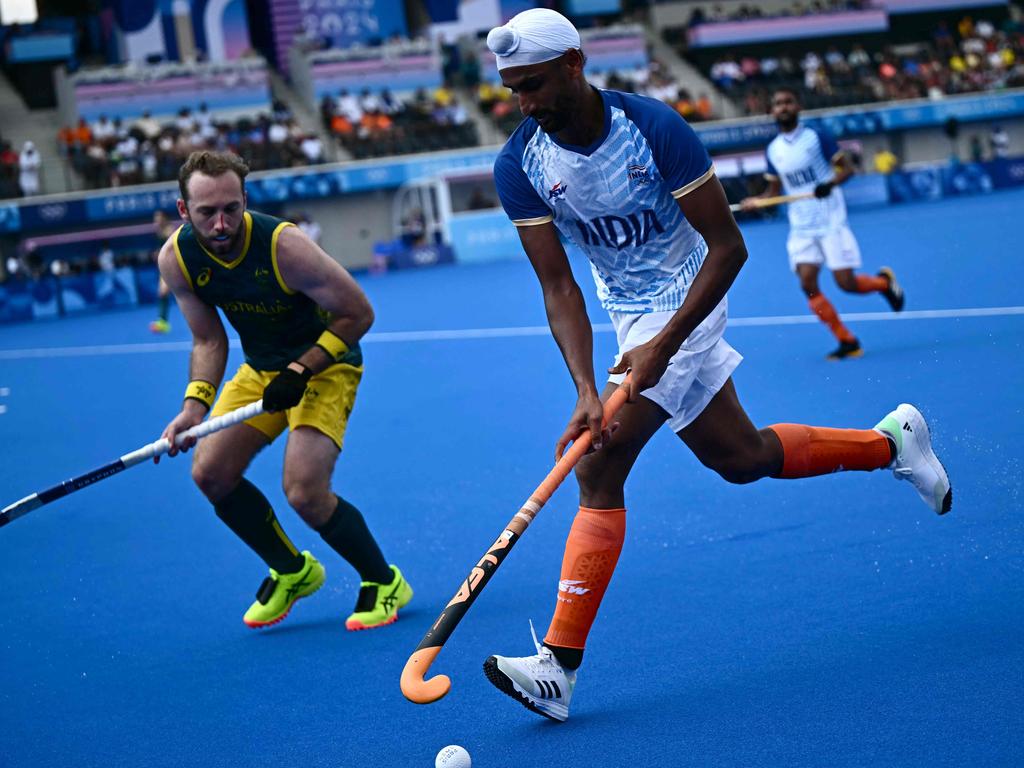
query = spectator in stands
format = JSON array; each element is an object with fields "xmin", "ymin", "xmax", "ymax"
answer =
[
  {"xmin": 18, "ymin": 141, "xmax": 40, "ymax": 197},
  {"xmin": 379, "ymin": 89, "xmax": 401, "ymax": 115},
  {"xmin": 300, "ymin": 134, "xmax": 324, "ymax": 164},
  {"xmin": 710, "ymin": 56, "xmax": 743, "ymax": 90},
  {"xmin": 196, "ymin": 103, "xmax": 214, "ymax": 131},
  {"xmin": 0, "ymin": 142, "xmax": 19, "ymax": 198},
  {"xmin": 331, "ymin": 112, "xmax": 354, "ymax": 138},
  {"xmin": 176, "ymin": 108, "xmax": 195, "ymax": 133},
  {"xmin": 696, "ymin": 93, "xmax": 713, "ymax": 120},
  {"xmin": 294, "ymin": 212, "xmax": 322, "ymax": 244},
  {"xmin": 359, "ymin": 88, "xmax": 380, "ymax": 115},
  {"xmin": 872, "ymin": 148, "xmax": 899, "ymax": 174},
  {"xmin": 135, "ymin": 110, "xmax": 162, "ymax": 140},
  {"xmin": 73, "ymin": 118, "xmax": 92, "ymax": 148},
  {"xmin": 990, "ymin": 124, "xmax": 1010, "ymax": 158},
  {"xmin": 93, "ymin": 114, "xmax": 116, "ymax": 143},
  {"xmin": 337, "ymin": 89, "xmax": 362, "ymax": 123},
  {"xmin": 141, "ymin": 140, "xmax": 158, "ymax": 182},
  {"xmin": 359, "ymin": 108, "xmax": 392, "ymax": 138}
]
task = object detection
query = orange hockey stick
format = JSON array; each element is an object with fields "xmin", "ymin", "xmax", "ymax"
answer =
[{"xmin": 400, "ymin": 381, "xmax": 630, "ymax": 704}]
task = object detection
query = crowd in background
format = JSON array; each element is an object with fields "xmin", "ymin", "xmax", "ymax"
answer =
[
  {"xmin": 478, "ymin": 56, "xmax": 716, "ymax": 136},
  {"xmin": 703, "ymin": 14, "xmax": 1024, "ymax": 114},
  {"xmin": 28, "ymin": 10, "xmax": 1024, "ymax": 195},
  {"xmin": 319, "ymin": 86, "xmax": 478, "ymax": 160},
  {"xmin": 57, "ymin": 101, "xmax": 326, "ymax": 190}
]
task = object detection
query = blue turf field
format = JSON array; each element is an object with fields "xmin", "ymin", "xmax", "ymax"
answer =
[{"xmin": 1, "ymin": 190, "xmax": 1022, "ymax": 767}]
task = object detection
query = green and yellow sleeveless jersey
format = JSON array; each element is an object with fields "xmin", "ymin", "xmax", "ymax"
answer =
[{"xmin": 172, "ymin": 209, "xmax": 362, "ymax": 371}]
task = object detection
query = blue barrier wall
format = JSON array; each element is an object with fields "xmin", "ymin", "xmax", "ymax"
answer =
[{"xmin": 4, "ymin": 158, "xmax": 1020, "ymax": 324}]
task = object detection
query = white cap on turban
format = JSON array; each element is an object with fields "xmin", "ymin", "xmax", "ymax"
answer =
[{"xmin": 486, "ymin": 9, "xmax": 581, "ymax": 72}]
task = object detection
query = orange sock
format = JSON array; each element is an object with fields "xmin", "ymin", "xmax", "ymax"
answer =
[
  {"xmin": 769, "ymin": 423, "xmax": 892, "ymax": 478},
  {"xmin": 808, "ymin": 294, "xmax": 856, "ymax": 343},
  {"xmin": 544, "ymin": 506, "xmax": 626, "ymax": 652},
  {"xmin": 854, "ymin": 274, "xmax": 888, "ymax": 293}
]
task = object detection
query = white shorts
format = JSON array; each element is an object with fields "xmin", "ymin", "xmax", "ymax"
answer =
[
  {"xmin": 606, "ymin": 298, "xmax": 742, "ymax": 432},
  {"xmin": 788, "ymin": 224, "xmax": 862, "ymax": 272}
]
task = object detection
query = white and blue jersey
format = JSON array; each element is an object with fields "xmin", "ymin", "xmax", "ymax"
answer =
[
  {"xmin": 765, "ymin": 125, "xmax": 847, "ymax": 236},
  {"xmin": 494, "ymin": 89, "xmax": 714, "ymax": 313}
]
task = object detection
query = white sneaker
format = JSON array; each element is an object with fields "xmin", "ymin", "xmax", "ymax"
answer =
[
  {"xmin": 874, "ymin": 403, "xmax": 953, "ymax": 515},
  {"xmin": 483, "ymin": 621, "xmax": 576, "ymax": 722}
]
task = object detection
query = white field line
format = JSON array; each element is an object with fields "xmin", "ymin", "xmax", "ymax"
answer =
[{"xmin": 0, "ymin": 305, "xmax": 1021, "ymax": 361}]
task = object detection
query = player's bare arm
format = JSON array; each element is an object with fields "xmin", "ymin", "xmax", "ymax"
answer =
[
  {"xmin": 273, "ymin": 224, "xmax": 374, "ymax": 378},
  {"xmin": 518, "ymin": 221, "xmax": 611, "ymax": 459},
  {"xmin": 156, "ymin": 239, "xmax": 230, "ymax": 458},
  {"xmin": 609, "ymin": 174, "xmax": 747, "ymax": 401},
  {"xmin": 740, "ymin": 176, "xmax": 782, "ymax": 210},
  {"xmin": 816, "ymin": 151, "xmax": 855, "ymax": 197}
]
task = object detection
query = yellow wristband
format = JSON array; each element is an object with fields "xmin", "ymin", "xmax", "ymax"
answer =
[
  {"xmin": 184, "ymin": 380, "xmax": 217, "ymax": 410},
  {"xmin": 315, "ymin": 329, "xmax": 350, "ymax": 362}
]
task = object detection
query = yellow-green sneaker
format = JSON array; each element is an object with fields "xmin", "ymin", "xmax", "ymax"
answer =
[
  {"xmin": 149, "ymin": 318, "xmax": 171, "ymax": 334},
  {"xmin": 345, "ymin": 565, "xmax": 413, "ymax": 631},
  {"xmin": 243, "ymin": 551, "xmax": 325, "ymax": 628}
]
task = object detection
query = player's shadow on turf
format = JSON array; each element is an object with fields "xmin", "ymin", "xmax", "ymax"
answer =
[
  {"xmin": 719, "ymin": 522, "xmax": 811, "ymax": 543},
  {"xmin": 248, "ymin": 605, "xmax": 429, "ymax": 638},
  {"xmin": 247, "ymin": 616, "xmax": 350, "ymax": 636}
]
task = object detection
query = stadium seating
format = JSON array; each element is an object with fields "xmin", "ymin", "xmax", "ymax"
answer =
[
  {"xmin": 58, "ymin": 101, "xmax": 325, "ymax": 189},
  {"xmin": 666, "ymin": 10, "xmax": 1024, "ymax": 115}
]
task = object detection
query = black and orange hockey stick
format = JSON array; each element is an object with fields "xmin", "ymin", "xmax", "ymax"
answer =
[
  {"xmin": 0, "ymin": 400, "xmax": 264, "ymax": 528},
  {"xmin": 400, "ymin": 381, "xmax": 630, "ymax": 704}
]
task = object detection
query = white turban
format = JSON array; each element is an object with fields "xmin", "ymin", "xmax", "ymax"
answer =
[{"xmin": 486, "ymin": 9, "xmax": 581, "ymax": 72}]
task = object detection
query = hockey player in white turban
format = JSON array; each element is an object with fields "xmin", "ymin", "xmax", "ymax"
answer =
[
  {"xmin": 485, "ymin": 9, "xmax": 598, "ymax": 138},
  {"xmin": 481, "ymin": 0, "xmax": 951, "ymax": 728}
]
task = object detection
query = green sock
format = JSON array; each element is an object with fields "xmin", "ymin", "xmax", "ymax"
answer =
[
  {"xmin": 215, "ymin": 479, "xmax": 304, "ymax": 574},
  {"xmin": 316, "ymin": 496, "xmax": 391, "ymax": 583},
  {"xmin": 158, "ymin": 294, "xmax": 170, "ymax": 321}
]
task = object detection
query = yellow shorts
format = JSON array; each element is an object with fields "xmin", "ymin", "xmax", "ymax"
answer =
[{"xmin": 211, "ymin": 362, "xmax": 363, "ymax": 450}]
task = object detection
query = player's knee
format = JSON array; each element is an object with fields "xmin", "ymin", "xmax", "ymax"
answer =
[
  {"xmin": 191, "ymin": 458, "xmax": 237, "ymax": 501},
  {"xmin": 834, "ymin": 272, "xmax": 857, "ymax": 292},
  {"xmin": 283, "ymin": 477, "xmax": 327, "ymax": 518},
  {"xmin": 703, "ymin": 450, "xmax": 769, "ymax": 485},
  {"xmin": 575, "ymin": 452, "xmax": 626, "ymax": 497}
]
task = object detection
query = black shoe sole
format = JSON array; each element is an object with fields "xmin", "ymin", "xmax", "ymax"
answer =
[
  {"xmin": 940, "ymin": 487, "xmax": 953, "ymax": 515},
  {"xmin": 483, "ymin": 656, "xmax": 563, "ymax": 723}
]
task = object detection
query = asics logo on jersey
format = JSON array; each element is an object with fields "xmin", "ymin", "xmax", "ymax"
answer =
[
  {"xmin": 573, "ymin": 209, "xmax": 666, "ymax": 250},
  {"xmin": 785, "ymin": 166, "xmax": 818, "ymax": 187},
  {"xmin": 548, "ymin": 181, "xmax": 568, "ymax": 201},
  {"xmin": 558, "ymin": 579, "xmax": 590, "ymax": 595}
]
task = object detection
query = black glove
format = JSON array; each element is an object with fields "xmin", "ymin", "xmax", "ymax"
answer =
[
  {"xmin": 263, "ymin": 363, "xmax": 313, "ymax": 412},
  {"xmin": 814, "ymin": 182, "xmax": 833, "ymax": 199}
]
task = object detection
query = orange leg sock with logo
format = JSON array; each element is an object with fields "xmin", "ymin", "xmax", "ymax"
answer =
[
  {"xmin": 808, "ymin": 293, "xmax": 856, "ymax": 343},
  {"xmin": 769, "ymin": 423, "xmax": 894, "ymax": 478},
  {"xmin": 543, "ymin": 506, "xmax": 626, "ymax": 670}
]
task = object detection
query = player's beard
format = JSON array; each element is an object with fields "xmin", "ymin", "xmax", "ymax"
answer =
[
  {"xmin": 196, "ymin": 224, "xmax": 242, "ymax": 255},
  {"xmin": 535, "ymin": 92, "xmax": 577, "ymax": 135},
  {"xmin": 776, "ymin": 112, "xmax": 798, "ymax": 132}
]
